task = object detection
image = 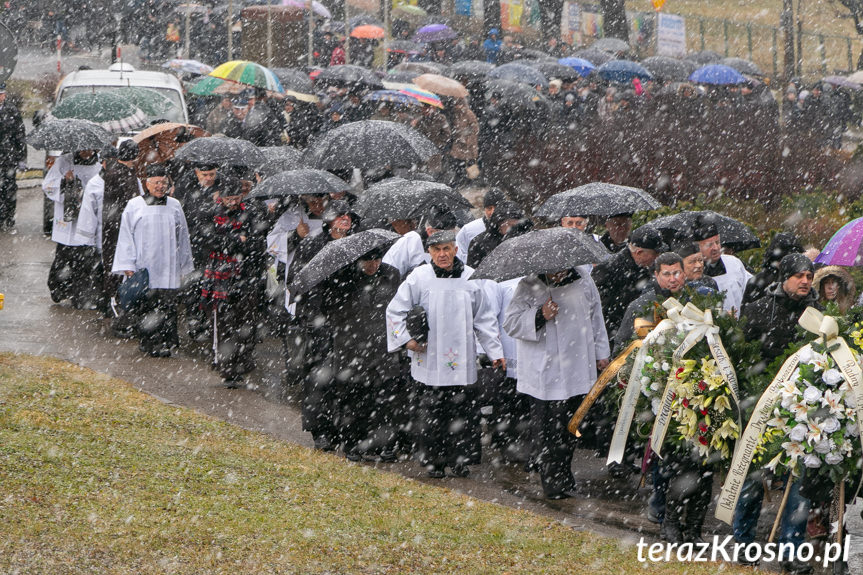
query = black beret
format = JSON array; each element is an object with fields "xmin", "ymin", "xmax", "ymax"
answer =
[
  {"xmin": 426, "ymin": 230, "xmax": 456, "ymax": 247},
  {"xmin": 630, "ymin": 226, "xmax": 667, "ymax": 252},
  {"xmin": 145, "ymin": 163, "xmax": 169, "ymax": 178},
  {"xmin": 483, "ymin": 187, "xmax": 507, "ymax": 208},
  {"xmin": 118, "ymin": 139, "xmax": 139, "ymax": 162}
]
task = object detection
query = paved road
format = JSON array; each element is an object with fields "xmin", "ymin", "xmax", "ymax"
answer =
[{"xmin": 3, "ymin": 182, "xmax": 862, "ymax": 573}]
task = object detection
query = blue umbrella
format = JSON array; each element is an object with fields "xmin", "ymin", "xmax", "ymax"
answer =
[
  {"xmin": 558, "ymin": 57, "xmax": 596, "ymax": 77},
  {"xmin": 596, "ymin": 60, "xmax": 652, "ymax": 83},
  {"xmin": 488, "ymin": 62, "xmax": 549, "ymax": 88},
  {"xmin": 689, "ymin": 64, "xmax": 746, "ymax": 85}
]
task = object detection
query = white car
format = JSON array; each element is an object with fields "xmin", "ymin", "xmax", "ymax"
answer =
[{"xmin": 53, "ymin": 62, "xmax": 189, "ymax": 126}]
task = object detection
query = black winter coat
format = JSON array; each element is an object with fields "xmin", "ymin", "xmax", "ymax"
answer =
[
  {"xmin": 322, "ymin": 262, "xmax": 402, "ymax": 381},
  {"xmin": 0, "ymin": 102, "xmax": 25, "ymax": 167},
  {"xmin": 741, "ymin": 284, "xmax": 821, "ymax": 362},
  {"xmin": 592, "ymin": 248, "xmax": 652, "ymax": 341}
]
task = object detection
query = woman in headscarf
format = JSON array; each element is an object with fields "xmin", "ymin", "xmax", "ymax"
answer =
[{"xmin": 813, "ymin": 265, "xmax": 856, "ymax": 313}]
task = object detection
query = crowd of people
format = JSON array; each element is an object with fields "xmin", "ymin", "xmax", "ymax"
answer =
[{"xmin": 25, "ymin": 128, "xmax": 858, "ymax": 571}]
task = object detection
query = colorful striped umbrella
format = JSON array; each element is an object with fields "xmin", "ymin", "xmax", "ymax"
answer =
[
  {"xmin": 815, "ymin": 218, "xmax": 863, "ymax": 266},
  {"xmin": 398, "ymin": 86, "xmax": 443, "ymax": 108},
  {"xmin": 363, "ymin": 90, "xmax": 424, "ymax": 107},
  {"xmin": 209, "ymin": 60, "xmax": 285, "ymax": 93}
]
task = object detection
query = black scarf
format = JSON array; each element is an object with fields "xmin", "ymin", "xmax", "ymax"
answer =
[
  {"xmin": 432, "ymin": 257, "xmax": 465, "ymax": 278},
  {"xmin": 144, "ymin": 194, "xmax": 168, "ymax": 206},
  {"xmin": 540, "ymin": 268, "xmax": 581, "ymax": 287},
  {"xmin": 73, "ymin": 152, "xmax": 99, "ymax": 166},
  {"xmin": 704, "ymin": 257, "xmax": 727, "ymax": 277}
]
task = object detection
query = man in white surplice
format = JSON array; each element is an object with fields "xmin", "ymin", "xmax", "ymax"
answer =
[
  {"xmin": 503, "ymin": 266, "xmax": 610, "ymax": 500},
  {"xmin": 42, "ymin": 149, "xmax": 103, "ymax": 307},
  {"xmin": 695, "ymin": 220, "xmax": 752, "ymax": 317},
  {"xmin": 386, "ymin": 230, "xmax": 505, "ymax": 479},
  {"xmin": 112, "ymin": 164, "xmax": 194, "ymax": 357}
]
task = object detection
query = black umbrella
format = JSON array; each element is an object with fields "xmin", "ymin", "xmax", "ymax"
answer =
[
  {"xmin": 288, "ymin": 228, "xmax": 400, "ymax": 296},
  {"xmin": 528, "ymin": 61, "xmax": 580, "ymax": 83},
  {"xmin": 534, "ymin": 182, "xmax": 662, "ymax": 220},
  {"xmin": 449, "ymin": 60, "xmax": 495, "ymax": 82},
  {"xmin": 519, "ymin": 48, "xmax": 551, "ymax": 60},
  {"xmin": 486, "ymin": 79, "xmax": 549, "ymax": 113},
  {"xmin": 685, "ymin": 50, "xmax": 723, "ymax": 65},
  {"xmin": 315, "ymin": 65, "xmax": 384, "ymax": 90},
  {"xmin": 247, "ymin": 168, "xmax": 348, "ymax": 200},
  {"xmin": 349, "ymin": 14, "xmax": 384, "ymax": 29},
  {"xmin": 256, "ymin": 146, "xmax": 305, "ymax": 178},
  {"xmin": 385, "ymin": 70, "xmax": 421, "ymax": 83},
  {"xmin": 489, "ymin": 62, "xmax": 549, "ymax": 88},
  {"xmin": 271, "ymin": 67, "xmax": 314, "ymax": 93},
  {"xmin": 573, "ymin": 47, "xmax": 615, "ymax": 66},
  {"xmin": 26, "ymin": 118, "xmax": 113, "ymax": 151},
  {"xmin": 470, "ymin": 228, "xmax": 611, "ymax": 282},
  {"xmin": 303, "ymin": 120, "xmax": 438, "ymax": 171},
  {"xmin": 392, "ymin": 61, "xmax": 450, "ymax": 76},
  {"xmin": 640, "ymin": 56, "xmax": 696, "ymax": 83},
  {"xmin": 592, "ymin": 37, "xmax": 630, "ymax": 54},
  {"xmin": 354, "ymin": 177, "xmax": 471, "ymax": 222},
  {"xmin": 720, "ymin": 57, "xmax": 763, "ymax": 76},
  {"xmin": 173, "ymin": 136, "xmax": 266, "ymax": 168},
  {"xmin": 642, "ymin": 210, "xmax": 761, "ymax": 252}
]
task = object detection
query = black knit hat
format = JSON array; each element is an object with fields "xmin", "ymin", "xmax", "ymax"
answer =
[
  {"xmin": 630, "ymin": 226, "xmax": 668, "ymax": 252},
  {"xmin": 779, "ymin": 253, "xmax": 815, "ymax": 283},
  {"xmin": 674, "ymin": 241, "xmax": 701, "ymax": 259}
]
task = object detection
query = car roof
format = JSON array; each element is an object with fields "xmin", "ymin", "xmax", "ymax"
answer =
[{"xmin": 56, "ymin": 67, "xmax": 184, "ymax": 98}]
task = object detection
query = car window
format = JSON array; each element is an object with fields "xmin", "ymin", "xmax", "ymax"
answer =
[{"xmin": 58, "ymin": 86, "xmax": 187, "ymax": 123}]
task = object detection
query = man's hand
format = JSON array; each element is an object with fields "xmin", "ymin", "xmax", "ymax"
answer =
[
  {"xmin": 541, "ymin": 297, "xmax": 559, "ymax": 321},
  {"xmin": 406, "ymin": 339, "xmax": 427, "ymax": 353},
  {"xmin": 64, "ymin": 170, "xmax": 74, "ymax": 181},
  {"xmin": 124, "ymin": 270, "xmax": 135, "ymax": 277},
  {"xmin": 296, "ymin": 221, "xmax": 310, "ymax": 238},
  {"xmin": 597, "ymin": 358, "xmax": 610, "ymax": 371},
  {"xmin": 493, "ymin": 358, "xmax": 507, "ymax": 371}
]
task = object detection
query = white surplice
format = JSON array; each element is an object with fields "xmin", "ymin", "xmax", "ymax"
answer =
[
  {"xmin": 111, "ymin": 196, "xmax": 194, "ymax": 290},
  {"xmin": 503, "ymin": 273, "xmax": 610, "ymax": 401},
  {"xmin": 711, "ymin": 254, "xmax": 752, "ymax": 317},
  {"xmin": 74, "ymin": 174, "xmax": 105, "ymax": 250},
  {"xmin": 42, "ymin": 153, "xmax": 102, "ymax": 246},
  {"xmin": 386, "ymin": 263, "xmax": 503, "ymax": 387},
  {"xmin": 455, "ymin": 217, "xmax": 486, "ymax": 257},
  {"xmin": 382, "ymin": 230, "xmax": 430, "ymax": 278},
  {"xmin": 265, "ymin": 207, "xmax": 323, "ymax": 269}
]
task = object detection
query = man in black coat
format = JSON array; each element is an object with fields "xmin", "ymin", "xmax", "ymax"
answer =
[
  {"xmin": 466, "ymin": 200, "xmax": 526, "ymax": 268},
  {"xmin": 742, "ymin": 253, "xmax": 820, "ymax": 363},
  {"xmin": 287, "ymin": 200, "xmax": 358, "ymax": 451},
  {"xmin": 741, "ymin": 232, "xmax": 803, "ymax": 307},
  {"xmin": 321, "ymin": 247, "xmax": 402, "ymax": 461},
  {"xmin": 0, "ymin": 83, "xmax": 26, "ymax": 231},
  {"xmin": 592, "ymin": 226, "xmax": 667, "ymax": 342}
]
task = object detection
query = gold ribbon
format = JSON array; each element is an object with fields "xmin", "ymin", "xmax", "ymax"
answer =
[
  {"xmin": 568, "ymin": 318, "xmax": 658, "ymax": 437},
  {"xmin": 716, "ymin": 307, "xmax": 863, "ymax": 525},
  {"xmin": 650, "ymin": 300, "xmax": 741, "ymax": 457},
  {"xmin": 607, "ymin": 298, "xmax": 684, "ymax": 465}
]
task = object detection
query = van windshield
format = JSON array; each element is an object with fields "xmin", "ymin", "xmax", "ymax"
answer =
[{"xmin": 58, "ymin": 86, "xmax": 187, "ymax": 124}]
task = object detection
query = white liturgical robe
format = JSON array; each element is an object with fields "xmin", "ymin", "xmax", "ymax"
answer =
[
  {"xmin": 386, "ymin": 263, "xmax": 503, "ymax": 387},
  {"xmin": 42, "ymin": 153, "xmax": 102, "ymax": 246},
  {"xmin": 111, "ymin": 196, "xmax": 194, "ymax": 290},
  {"xmin": 711, "ymin": 254, "xmax": 752, "ymax": 317},
  {"xmin": 503, "ymin": 273, "xmax": 609, "ymax": 401}
]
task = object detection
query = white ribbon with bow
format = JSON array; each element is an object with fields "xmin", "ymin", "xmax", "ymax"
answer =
[
  {"xmin": 716, "ymin": 307, "xmax": 863, "ymax": 525},
  {"xmin": 607, "ymin": 298, "xmax": 683, "ymax": 465},
  {"xmin": 650, "ymin": 300, "xmax": 741, "ymax": 457}
]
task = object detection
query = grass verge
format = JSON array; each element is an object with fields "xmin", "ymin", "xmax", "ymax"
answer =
[{"xmin": 0, "ymin": 353, "xmax": 748, "ymax": 574}]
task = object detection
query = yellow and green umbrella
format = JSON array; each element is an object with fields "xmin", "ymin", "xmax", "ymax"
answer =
[{"xmin": 209, "ymin": 60, "xmax": 285, "ymax": 93}]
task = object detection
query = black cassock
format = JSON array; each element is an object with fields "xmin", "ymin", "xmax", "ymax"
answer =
[{"xmin": 321, "ymin": 262, "xmax": 403, "ymax": 456}]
